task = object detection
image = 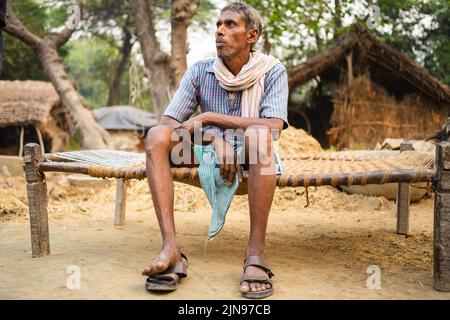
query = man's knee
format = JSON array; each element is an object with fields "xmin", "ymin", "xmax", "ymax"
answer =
[{"xmin": 145, "ymin": 125, "xmax": 174, "ymax": 156}]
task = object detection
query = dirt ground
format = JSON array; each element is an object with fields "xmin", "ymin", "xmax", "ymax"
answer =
[
  {"xmin": 1, "ymin": 128, "xmax": 448, "ymax": 300},
  {"xmin": 1, "ymin": 171, "xmax": 449, "ymax": 300}
]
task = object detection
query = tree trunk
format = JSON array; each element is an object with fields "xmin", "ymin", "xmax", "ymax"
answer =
[
  {"xmin": 334, "ymin": 0, "xmax": 342, "ymax": 38},
  {"xmin": 130, "ymin": 0, "xmax": 175, "ymax": 119},
  {"xmin": 171, "ymin": 0, "xmax": 200, "ymax": 85},
  {"xmin": 107, "ymin": 29, "xmax": 132, "ymax": 106},
  {"xmin": 4, "ymin": 1, "xmax": 110, "ymax": 149},
  {"xmin": 38, "ymin": 40, "xmax": 110, "ymax": 149},
  {"xmin": 130, "ymin": 0, "xmax": 201, "ymax": 119},
  {"xmin": 262, "ymin": 31, "xmax": 272, "ymax": 55}
]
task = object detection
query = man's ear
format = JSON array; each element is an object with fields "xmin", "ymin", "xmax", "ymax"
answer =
[{"xmin": 247, "ymin": 29, "xmax": 259, "ymax": 46}]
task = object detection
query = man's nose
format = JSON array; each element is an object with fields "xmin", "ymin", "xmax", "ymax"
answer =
[{"xmin": 216, "ymin": 24, "xmax": 225, "ymax": 37}]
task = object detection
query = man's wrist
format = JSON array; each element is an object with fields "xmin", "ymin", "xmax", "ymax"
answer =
[{"xmin": 202, "ymin": 112, "xmax": 215, "ymax": 127}]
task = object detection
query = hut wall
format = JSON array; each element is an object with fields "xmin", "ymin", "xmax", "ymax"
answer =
[{"xmin": 329, "ymin": 75, "xmax": 447, "ymax": 149}]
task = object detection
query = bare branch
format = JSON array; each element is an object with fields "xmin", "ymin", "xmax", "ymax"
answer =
[{"xmin": 4, "ymin": 3, "xmax": 42, "ymax": 49}]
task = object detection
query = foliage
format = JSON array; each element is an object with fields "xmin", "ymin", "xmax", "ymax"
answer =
[
  {"xmin": 2, "ymin": 0, "xmax": 49, "ymax": 80},
  {"xmin": 245, "ymin": 0, "xmax": 356, "ymax": 66},
  {"xmin": 375, "ymin": 0, "xmax": 450, "ymax": 85},
  {"xmin": 3, "ymin": 0, "xmax": 448, "ymax": 102},
  {"xmin": 64, "ymin": 36, "xmax": 128, "ymax": 109},
  {"xmin": 245, "ymin": 0, "xmax": 449, "ymax": 85}
]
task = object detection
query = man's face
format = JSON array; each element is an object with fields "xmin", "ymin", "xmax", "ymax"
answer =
[{"xmin": 215, "ymin": 10, "xmax": 255, "ymax": 60}]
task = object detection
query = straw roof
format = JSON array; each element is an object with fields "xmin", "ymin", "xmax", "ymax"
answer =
[
  {"xmin": 288, "ymin": 23, "xmax": 450, "ymax": 105},
  {"xmin": 0, "ymin": 80, "xmax": 60, "ymax": 127}
]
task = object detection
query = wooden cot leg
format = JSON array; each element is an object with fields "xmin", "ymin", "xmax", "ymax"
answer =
[
  {"xmin": 433, "ymin": 141, "xmax": 450, "ymax": 291},
  {"xmin": 396, "ymin": 142, "xmax": 414, "ymax": 235},
  {"xmin": 396, "ymin": 182, "xmax": 410, "ymax": 235},
  {"xmin": 115, "ymin": 179, "xmax": 129, "ymax": 226},
  {"xmin": 23, "ymin": 143, "xmax": 50, "ymax": 258}
]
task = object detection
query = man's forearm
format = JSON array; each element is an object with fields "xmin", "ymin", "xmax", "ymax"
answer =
[{"xmin": 203, "ymin": 112, "xmax": 283, "ymax": 132}]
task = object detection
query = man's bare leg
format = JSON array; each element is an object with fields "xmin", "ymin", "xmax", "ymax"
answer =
[
  {"xmin": 142, "ymin": 125, "xmax": 193, "ymax": 276},
  {"xmin": 240, "ymin": 125, "xmax": 276, "ymax": 294}
]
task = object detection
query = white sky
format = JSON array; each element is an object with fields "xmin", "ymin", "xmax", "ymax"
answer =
[
  {"xmin": 155, "ymin": 0, "xmax": 226, "ymax": 67},
  {"xmin": 155, "ymin": 19, "xmax": 218, "ymax": 67}
]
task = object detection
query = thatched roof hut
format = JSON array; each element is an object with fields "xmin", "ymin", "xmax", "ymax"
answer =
[
  {"xmin": 0, "ymin": 80, "xmax": 73, "ymax": 155},
  {"xmin": 288, "ymin": 23, "xmax": 450, "ymax": 149}
]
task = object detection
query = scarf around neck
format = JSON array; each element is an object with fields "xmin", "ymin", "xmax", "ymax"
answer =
[{"xmin": 213, "ymin": 51, "xmax": 281, "ymax": 117}]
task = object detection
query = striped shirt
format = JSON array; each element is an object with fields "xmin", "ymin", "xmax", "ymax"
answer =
[{"xmin": 163, "ymin": 58, "xmax": 289, "ymax": 147}]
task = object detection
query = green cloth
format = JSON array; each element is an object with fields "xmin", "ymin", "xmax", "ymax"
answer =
[{"xmin": 193, "ymin": 143, "xmax": 284, "ymax": 240}]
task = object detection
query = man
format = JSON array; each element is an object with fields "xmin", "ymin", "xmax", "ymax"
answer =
[
  {"xmin": 142, "ymin": 2, "xmax": 288, "ymax": 299},
  {"xmin": 0, "ymin": 0, "xmax": 6, "ymax": 76}
]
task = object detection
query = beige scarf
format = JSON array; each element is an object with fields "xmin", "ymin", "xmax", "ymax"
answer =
[{"xmin": 213, "ymin": 51, "xmax": 281, "ymax": 117}]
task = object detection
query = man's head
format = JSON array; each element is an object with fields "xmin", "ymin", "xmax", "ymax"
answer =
[{"xmin": 215, "ymin": 2, "xmax": 262, "ymax": 60}]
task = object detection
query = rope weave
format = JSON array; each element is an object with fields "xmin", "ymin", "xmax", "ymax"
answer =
[{"xmin": 45, "ymin": 150, "xmax": 435, "ymax": 195}]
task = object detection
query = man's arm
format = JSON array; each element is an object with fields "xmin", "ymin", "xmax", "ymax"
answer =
[
  {"xmin": 182, "ymin": 64, "xmax": 288, "ymax": 134},
  {"xmin": 202, "ymin": 113, "xmax": 284, "ymax": 131},
  {"xmin": 180, "ymin": 111, "xmax": 284, "ymax": 137}
]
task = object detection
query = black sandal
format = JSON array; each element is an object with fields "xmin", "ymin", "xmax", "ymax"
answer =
[{"xmin": 145, "ymin": 253, "xmax": 188, "ymax": 292}]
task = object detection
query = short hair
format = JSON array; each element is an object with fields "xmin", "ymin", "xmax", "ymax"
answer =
[{"xmin": 221, "ymin": 2, "xmax": 263, "ymax": 50}]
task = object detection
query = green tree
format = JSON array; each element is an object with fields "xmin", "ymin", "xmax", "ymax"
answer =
[
  {"xmin": 1, "ymin": 0, "xmax": 62, "ymax": 80},
  {"xmin": 5, "ymin": 0, "xmax": 111, "ymax": 149},
  {"xmin": 245, "ymin": 0, "xmax": 354, "ymax": 66},
  {"xmin": 375, "ymin": 0, "xmax": 450, "ymax": 85},
  {"xmin": 64, "ymin": 37, "xmax": 125, "ymax": 108}
]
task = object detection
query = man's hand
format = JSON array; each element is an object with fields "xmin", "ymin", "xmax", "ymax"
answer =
[
  {"xmin": 181, "ymin": 112, "xmax": 212, "ymax": 134},
  {"xmin": 212, "ymin": 136, "xmax": 243, "ymax": 186}
]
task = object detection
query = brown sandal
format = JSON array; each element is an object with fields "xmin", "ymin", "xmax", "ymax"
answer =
[
  {"xmin": 240, "ymin": 255, "xmax": 274, "ymax": 299},
  {"xmin": 145, "ymin": 253, "xmax": 188, "ymax": 292}
]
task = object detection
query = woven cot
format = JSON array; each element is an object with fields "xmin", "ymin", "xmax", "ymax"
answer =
[
  {"xmin": 42, "ymin": 148, "xmax": 435, "ymax": 195},
  {"xmin": 22, "ymin": 141, "xmax": 450, "ymax": 291}
]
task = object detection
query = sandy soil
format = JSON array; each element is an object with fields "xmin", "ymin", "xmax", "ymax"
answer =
[{"xmin": 1, "ymin": 170, "xmax": 449, "ymax": 300}]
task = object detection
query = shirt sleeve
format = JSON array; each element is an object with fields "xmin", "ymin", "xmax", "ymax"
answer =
[
  {"xmin": 259, "ymin": 64, "xmax": 289, "ymax": 130},
  {"xmin": 163, "ymin": 63, "xmax": 200, "ymax": 123}
]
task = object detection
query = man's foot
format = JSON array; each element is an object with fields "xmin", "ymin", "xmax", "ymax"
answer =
[
  {"xmin": 142, "ymin": 245, "xmax": 181, "ymax": 276},
  {"xmin": 240, "ymin": 265, "xmax": 272, "ymax": 293},
  {"xmin": 239, "ymin": 255, "xmax": 274, "ymax": 299}
]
